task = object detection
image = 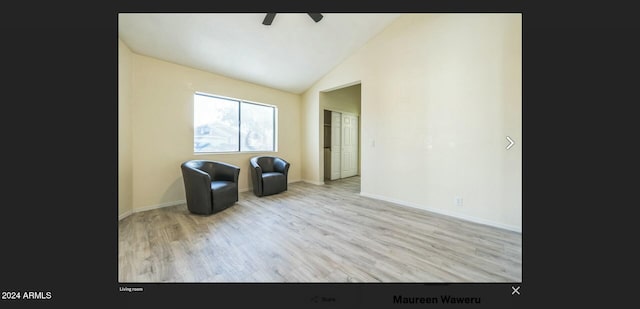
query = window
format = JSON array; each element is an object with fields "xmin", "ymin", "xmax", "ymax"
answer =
[{"xmin": 194, "ymin": 92, "xmax": 276, "ymax": 153}]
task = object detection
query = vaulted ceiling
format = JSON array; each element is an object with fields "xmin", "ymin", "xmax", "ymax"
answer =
[{"xmin": 118, "ymin": 13, "xmax": 401, "ymax": 94}]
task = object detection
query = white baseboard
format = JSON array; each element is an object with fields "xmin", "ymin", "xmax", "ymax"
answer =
[
  {"xmin": 118, "ymin": 210, "xmax": 133, "ymax": 221},
  {"xmin": 359, "ymin": 192, "xmax": 521, "ymax": 233},
  {"xmin": 135, "ymin": 199, "xmax": 186, "ymax": 213},
  {"xmin": 302, "ymin": 179, "xmax": 325, "ymax": 186},
  {"xmin": 120, "ymin": 182, "xmax": 289, "ymax": 219},
  {"xmin": 119, "ymin": 200, "xmax": 187, "ymax": 221}
]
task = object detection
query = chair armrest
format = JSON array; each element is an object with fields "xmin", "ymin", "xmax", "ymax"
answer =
[
  {"xmin": 181, "ymin": 164, "xmax": 213, "ymax": 198},
  {"xmin": 274, "ymin": 158, "xmax": 290, "ymax": 175},
  {"xmin": 212, "ymin": 162, "xmax": 241, "ymax": 183},
  {"xmin": 250, "ymin": 157, "xmax": 263, "ymax": 195},
  {"xmin": 273, "ymin": 158, "xmax": 290, "ymax": 190},
  {"xmin": 250, "ymin": 157, "xmax": 263, "ymax": 176}
]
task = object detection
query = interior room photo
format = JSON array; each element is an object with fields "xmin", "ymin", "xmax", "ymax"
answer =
[{"xmin": 118, "ymin": 13, "xmax": 522, "ymax": 283}]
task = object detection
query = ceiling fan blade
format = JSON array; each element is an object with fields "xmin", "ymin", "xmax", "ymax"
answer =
[
  {"xmin": 263, "ymin": 13, "xmax": 276, "ymax": 25},
  {"xmin": 308, "ymin": 13, "xmax": 323, "ymax": 23}
]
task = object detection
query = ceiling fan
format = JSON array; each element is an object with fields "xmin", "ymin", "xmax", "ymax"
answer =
[{"xmin": 262, "ymin": 13, "xmax": 323, "ymax": 26}]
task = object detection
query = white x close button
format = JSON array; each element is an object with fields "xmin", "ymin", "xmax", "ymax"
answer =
[{"xmin": 512, "ymin": 286, "xmax": 520, "ymax": 295}]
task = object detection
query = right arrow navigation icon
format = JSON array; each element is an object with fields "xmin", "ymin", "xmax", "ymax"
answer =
[{"xmin": 506, "ymin": 136, "xmax": 515, "ymax": 150}]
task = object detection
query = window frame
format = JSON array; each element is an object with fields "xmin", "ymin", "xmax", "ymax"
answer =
[{"xmin": 193, "ymin": 91, "xmax": 278, "ymax": 154}]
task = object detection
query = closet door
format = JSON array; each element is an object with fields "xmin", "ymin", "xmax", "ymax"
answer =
[
  {"xmin": 330, "ymin": 112, "xmax": 342, "ymax": 180},
  {"xmin": 341, "ymin": 113, "xmax": 358, "ymax": 178}
]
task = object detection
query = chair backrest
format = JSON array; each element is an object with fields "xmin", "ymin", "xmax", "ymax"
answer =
[
  {"xmin": 183, "ymin": 160, "xmax": 216, "ymax": 176},
  {"xmin": 255, "ymin": 157, "xmax": 276, "ymax": 172}
]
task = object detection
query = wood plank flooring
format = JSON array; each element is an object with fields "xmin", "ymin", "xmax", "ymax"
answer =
[{"xmin": 118, "ymin": 176, "xmax": 521, "ymax": 282}]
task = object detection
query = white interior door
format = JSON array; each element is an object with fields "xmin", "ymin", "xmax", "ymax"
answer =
[
  {"xmin": 330, "ymin": 112, "xmax": 342, "ymax": 180},
  {"xmin": 341, "ymin": 113, "xmax": 358, "ymax": 178}
]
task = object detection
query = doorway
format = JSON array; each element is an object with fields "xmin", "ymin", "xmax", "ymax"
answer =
[{"xmin": 320, "ymin": 83, "xmax": 361, "ymax": 182}]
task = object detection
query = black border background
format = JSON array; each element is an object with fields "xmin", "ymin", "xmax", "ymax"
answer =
[{"xmin": 2, "ymin": 0, "xmax": 636, "ymax": 307}]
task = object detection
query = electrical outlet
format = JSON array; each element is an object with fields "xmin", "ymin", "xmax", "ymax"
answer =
[{"xmin": 455, "ymin": 196, "xmax": 463, "ymax": 207}]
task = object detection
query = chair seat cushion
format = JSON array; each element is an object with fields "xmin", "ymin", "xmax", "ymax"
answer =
[
  {"xmin": 211, "ymin": 180, "xmax": 234, "ymax": 191},
  {"xmin": 261, "ymin": 172, "xmax": 286, "ymax": 196},
  {"xmin": 210, "ymin": 180, "xmax": 238, "ymax": 210}
]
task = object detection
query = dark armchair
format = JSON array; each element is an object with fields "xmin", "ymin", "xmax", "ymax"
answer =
[
  {"xmin": 181, "ymin": 160, "xmax": 240, "ymax": 215},
  {"xmin": 250, "ymin": 156, "xmax": 290, "ymax": 197}
]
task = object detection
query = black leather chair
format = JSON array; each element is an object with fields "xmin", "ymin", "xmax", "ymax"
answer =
[
  {"xmin": 181, "ymin": 160, "xmax": 240, "ymax": 215},
  {"xmin": 250, "ymin": 156, "xmax": 290, "ymax": 197}
]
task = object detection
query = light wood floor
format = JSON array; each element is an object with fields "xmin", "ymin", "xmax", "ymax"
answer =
[{"xmin": 118, "ymin": 176, "xmax": 521, "ymax": 282}]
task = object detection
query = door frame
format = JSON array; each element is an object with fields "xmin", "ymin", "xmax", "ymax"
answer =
[{"xmin": 318, "ymin": 81, "xmax": 362, "ymax": 184}]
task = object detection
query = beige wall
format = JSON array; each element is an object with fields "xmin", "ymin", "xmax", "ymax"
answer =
[
  {"xmin": 321, "ymin": 83, "xmax": 361, "ymax": 115},
  {"xmin": 118, "ymin": 39, "xmax": 133, "ymax": 218},
  {"xmin": 128, "ymin": 53, "xmax": 301, "ymax": 211},
  {"xmin": 301, "ymin": 13, "xmax": 522, "ymax": 231},
  {"xmin": 301, "ymin": 86, "xmax": 320, "ymax": 184}
]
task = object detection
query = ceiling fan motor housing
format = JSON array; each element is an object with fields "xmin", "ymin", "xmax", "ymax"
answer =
[{"xmin": 262, "ymin": 13, "xmax": 323, "ymax": 25}]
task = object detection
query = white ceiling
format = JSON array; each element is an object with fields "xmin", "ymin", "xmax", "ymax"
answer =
[{"xmin": 118, "ymin": 13, "xmax": 401, "ymax": 94}]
